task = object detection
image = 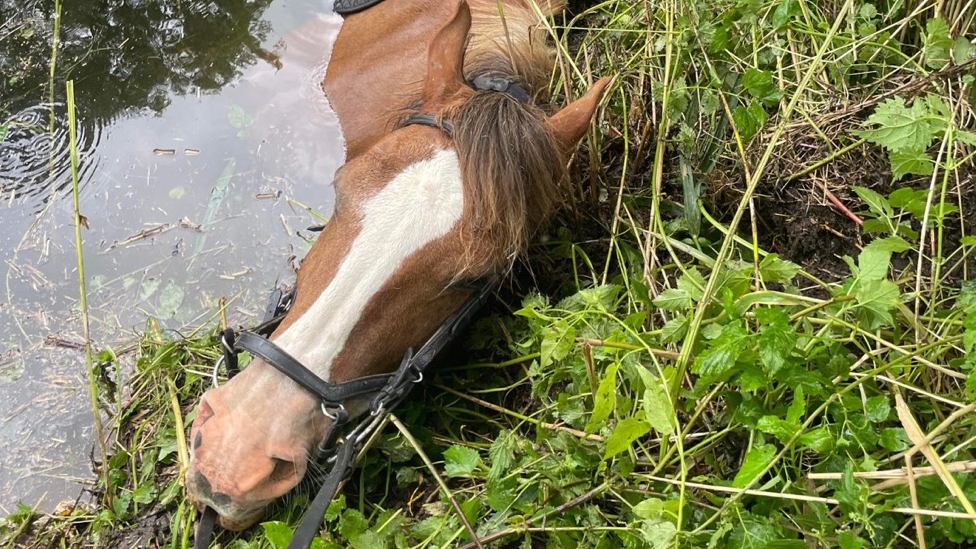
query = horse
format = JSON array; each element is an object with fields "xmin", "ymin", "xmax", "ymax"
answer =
[{"xmin": 185, "ymin": 0, "xmax": 609, "ymax": 533}]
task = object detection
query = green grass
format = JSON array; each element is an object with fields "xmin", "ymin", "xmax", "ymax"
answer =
[{"xmin": 4, "ymin": 0, "xmax": 976, "ymax": 548}]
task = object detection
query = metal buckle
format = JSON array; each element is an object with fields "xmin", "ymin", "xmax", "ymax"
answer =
[{"xmin": 321, "ymin": 402, "xmax": 346, "ymax": 420}]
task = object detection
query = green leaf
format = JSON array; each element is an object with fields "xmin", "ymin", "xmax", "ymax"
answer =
[
  {"xmin": 853, "ymin": 96, "xmax": 939, "ymax": 153},
  {"xmin": 856, "ymin": 245, "xmax": 891, "ymax": 282},
  {"xmin": 139, "ymin": 278, "xmax": 160, "ymax": 301},
  {"xmin": 732, "ymin": 443, "xmax": 776, "ymax": 488},
  {"xmin": 798, "ymin": 428, "xmax": 834, "ymax": 452},
  {"xmin": 677, "ymin": 268, "xmax": 706, "ymax": 301},
  {"xmin": 262, "ymin": 521, "xmax": 294, "ymax": 549},
  {"xmin": 604, "ymin": 418, "xmax": 651, "ymax": 459},
  {"xmin": 540, "ymin": 320, "xmax": 576, "ymax": 367},
  {"xmin": 771, "ymin": 0, "xmax": 801, "ymax": 27},
  {"xmin": 890, "ymin": 149, "xmax": 934, "ymax": 181},
  {"xmin": 338, "ymin": 509, "xmax": 369, "ymax": 541},
  {"xmin": 642, "ymin": 373, "xmax": 675, "ymax": 435},
  {"xmin": 632, "ymin": 498, "xmax": 665, "ymax": 519},
  {"xmin": 758, "ymin": 254, "xmax": 801, "ymax": 284},
  {"xmin": 864, "ymin": 395, "xmax": 891, "ymax": 423},
  {"xmin": 443, "ymin": 445, "xmax": 481, "ymax": 477},
  {"xmin": 757, "ymin": 416, "xmax": 799, "ymax": 443},
  {"xmin": 692, "ymin": 321, "xmax": 751, "ymax": 382},
  {"xmin": 586, "ymin": 363, "xmax": 618, "ymax": 432},
  {"xmin": 953, "ymin": 36, "xmax": 976, "ymax": 63},
  {"xmin": 732, "ymin": 101, "xmax": 768, "ymax": 142},
  {"xmin": 880, "ymin": 428, "xmax": 909, "ymax": 451},
  {"xmin": 0, "ymin": 123, "xmax": 8, "ymax": 143},
  {"xmin": 653, "ymin": 288, "xmax": 692, "ymax": 311},
  {"xmin": 865, "ymin": 235, "xmax": 912, "ymax": 253},
  {"xmin": 158, "ymin": 282, "xmax": 185, "ymax": 320},
  {"xmin": 923, "ymin": 17, "xmax": 953, "ymax": 68},
  {"xmin": 227, "ymin": 105, "xmax": 254, "ymax": 131},
  {"xmin": 660, "ymin": 314, "xmax": 689, "ymax": 343},
  {"xmin": 855, "ymin": 279, "xmax": 899, "ymax": 328},
  {"xmin": 756, "ymin": 308, "xmax": 795, "ymax": 376},
  {"xmin": 743, "ymin": 68, "xmax": 782, "ymax": 102},
  {"xmin": 851, "ymin": 186, "xmax": 892, "ymax": 217}
]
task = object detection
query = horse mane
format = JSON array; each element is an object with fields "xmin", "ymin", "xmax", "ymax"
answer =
[{"xmin": 450, "ymin": 0, "xmax": 568, "ymax": 274}]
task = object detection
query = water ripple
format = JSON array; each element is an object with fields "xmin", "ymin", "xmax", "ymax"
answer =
[{"xmin": 0, "ymin": 103, "xmax": 103, "ymax": 212}]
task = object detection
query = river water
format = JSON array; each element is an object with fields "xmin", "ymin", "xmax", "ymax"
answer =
[{"xmin": 0, "ymin": 0, "xmax": 344, "ymax": 512}]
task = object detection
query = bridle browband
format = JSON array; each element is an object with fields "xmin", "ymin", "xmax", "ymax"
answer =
[{"xmin": 192, "ymin": 56, "xmax": 528, "ymax": 549}]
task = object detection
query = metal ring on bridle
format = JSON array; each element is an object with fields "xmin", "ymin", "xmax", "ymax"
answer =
[
  {"xmin": 321, "ymin": 402, "xmax": 346, "ymax": 420},
  {"xmin": 211, "ymin": 355, "xmax": 226, "ymax": 388}
]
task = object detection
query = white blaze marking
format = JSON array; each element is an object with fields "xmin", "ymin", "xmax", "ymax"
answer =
[{"xmin": 273, "ymin": 148, "xmax": 464, "ymax": 378}]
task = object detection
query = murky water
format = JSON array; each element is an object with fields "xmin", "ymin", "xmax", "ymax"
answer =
[{"xmin": 0, "ymin": 0, "xmax": 344, "ymax": 513}]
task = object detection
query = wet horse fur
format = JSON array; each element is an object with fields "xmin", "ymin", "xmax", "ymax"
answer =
[{"xmin": 186, "ymin": 0, "xmax": 608, "ymax": 531}]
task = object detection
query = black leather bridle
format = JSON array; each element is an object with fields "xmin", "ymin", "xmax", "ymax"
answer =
[{"xmin": 193, "ymin": 109, "xmax": 494, "ymax": 549}]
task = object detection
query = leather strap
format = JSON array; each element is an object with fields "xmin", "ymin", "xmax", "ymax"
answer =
[
  {"xmin": 236, "ymin": 332, "xmax": 393, "ymax": 406},
  {"xmin": 397, "ymin": 114, "xmax": 454, "ymax": 135},
  {"xmin": 334, "ymin": 0, "xmax": 386, "ymax": 15}
]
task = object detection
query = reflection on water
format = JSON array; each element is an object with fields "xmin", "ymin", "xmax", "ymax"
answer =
[{"xmin": 0, "ymin": 0, "xmax": 345, "ymax": 513}]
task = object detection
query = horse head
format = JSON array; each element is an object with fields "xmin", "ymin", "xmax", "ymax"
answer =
[{"xmin": 185, "ymin": 0, "xmax": 608, "ymax": 529}]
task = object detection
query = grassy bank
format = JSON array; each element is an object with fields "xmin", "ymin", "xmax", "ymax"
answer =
[{"xmin": 4, "ymin": 0, "xmax": 976, "ymax": 548}]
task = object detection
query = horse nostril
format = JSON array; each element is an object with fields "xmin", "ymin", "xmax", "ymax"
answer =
[
  {"xmin": 193, "ymin": 432, "xmax": 203, "ymax": 450},
  {"xmin": 193, "ymin": 471, "xmax": 213, "ymax": 499},
  {"xmin": 196, "ymin": 397, "xmax": 216, "ymax": 426},
  {"xmin": 269, "ymin": 457, "xmax": 299, "ymax": 483}
]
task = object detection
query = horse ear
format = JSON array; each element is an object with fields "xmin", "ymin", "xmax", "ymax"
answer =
[
  {"xmin": 423, "ymin": 0, "xmax": 472, "ymax": 104},
  {"xmin": 546, "ymin": 77, "xmax": 611, "ymax": 155}
]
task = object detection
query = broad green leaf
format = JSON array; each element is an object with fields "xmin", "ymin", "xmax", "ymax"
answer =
[
  {"xmin": 585, "ymin": 363, "xmax": 618, "ymax": 432},
  {"xmin": 771, "ymin": 0, "xmax": 801, "ymax": 27},
  {"xmin": 851, "ymin": 186, "xmax": 892, "ymax": 217},
  {"xmin": 953, "ymin": 36, "xmax": 976, "ymax": 63},
  {"xmin": 692, "ymin": 321, "xmax": 751, "ymax": 381},
  {"xmin": 338, "ymin": 509, "xmax": 368, "ymax": 540},
  {"xmin": 757, "ymin": 416, "xmax": 799, "ymax": 443},
  {"xmin": 732, "ymin": 101, "xmax": 768, "ymax": 142},
  {"xmin": 798, "ymin": 428, "xmax": 833, "ymax": 452},
  {"xmin": 640, "ymin": 518, "xmax": 678, "ymax": 549},
  {"xmin": 758, "ymin": 254, "xmax": 800, "ymax": 284},
  {"xmin": 262, "ymin": 521, "xmax": 293, "ymax": 549},
  {"xmin": 158, "ymin": 282, "xmax": 185, "ymax": 319},
  {"xmin": 653, "ymin": 288, "xmax": 692, "ymax": 311},
  {"xmin": 756, "ymin": 308, "xmax": 795, "ymax": 375},
  {"xmin": 864, "ymin": 235, "xmax": 912, "ymax": 253},
  {"xmin": 923, "ymin": 17, "xmax": 953, "ymax": 68},
  {"xmin": 890, "ymin": 149, "xmax": 934, "ymax": 181},
  {"xmin": 677, "ymin": 268, "xmax": 706, "ymax": 301},
  {"xmin": 732, "ymin": 443, "xmax": 776, "ymax": 488},
  {"xmin": 227, "ymin": 105, "xmax": 254, "ymax": 131},
  {"xmin": 643, "ymin": 374, "xmax": 675, "ymax": 435},
  {"xmin": 880, "ymin": 428, "xmax": 909, "ymax": 451},
  {"xmin": 540, "ymin": 320, "xmax": 575, "ymax": 367},
  {"xmin": 604, "ymin": 417, "xmax": 651, "ymax": 459},
  {"xmin": 443, "ymin": 445, "xmax": 481, "ymax": 477},
  {"xmin": 743, "ymin": 68, "xmax": 781, "ymax": 102},
  {"xmin": 632, "ymin": 498, "xmax": 665, "ymax": 519},
  {"xmin": 864, "ymin": 395, "xmax": 891, "ymax": 423},
  {"xmin": 139, "ymin": 278, "xmax": 160, "ymax": 301},
  {"xmin": 855, "ymin": 279, "xmax": 899, "ymax": 328},
  {"xmin": 660, "ymin": 314, "xmax": 689, "ymax": 343},
  {"xmin": 853, "ymin": 96, "xmax": 939, "ymax": 153},
  {"xmin": 856, "ymin": 245, "xmax": 891, "ymax": 282}
]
